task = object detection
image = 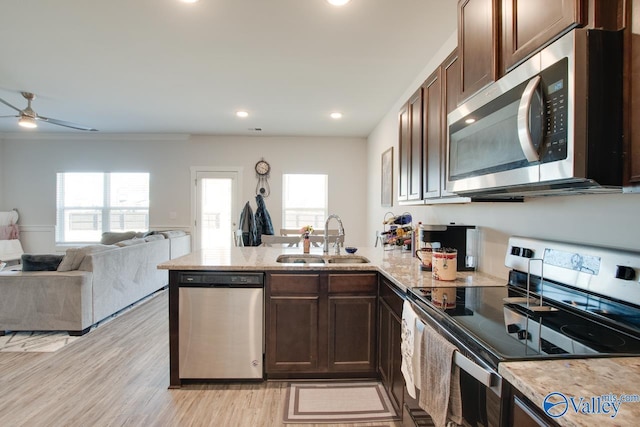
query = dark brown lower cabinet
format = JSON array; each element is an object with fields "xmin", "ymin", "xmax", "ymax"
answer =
[
  {"xmin": 378, "ymin": 277, "xmax": 405, "ymax": 413},
  {"xmin": 506, "ymin": 382, "xmax": 559, "ymax": 427},
  {"xmin": 266, "ymin": 271, "xmax": 377, "ymax": 378}
]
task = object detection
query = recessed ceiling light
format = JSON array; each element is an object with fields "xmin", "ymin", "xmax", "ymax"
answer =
[
  {"xmin": 236, "ymin": 111, "xmax": 249, "ymax": 118},
  {"xmin": 330, "ymin": 112, "xmax": 343, "ymax": 119},
  {"xmin": 179, "ymin": 0, "xmax": 199, "ymax": 3},
  {"xmin": 465, "ymin": 118, "xmax": 476, "ymax": 124},
  {"xmin": 327, "ymin": 0, "xmax": 351, "ymax": 6}
]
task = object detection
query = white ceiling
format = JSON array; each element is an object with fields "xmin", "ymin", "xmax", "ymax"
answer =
[{"xmin": 0, "ymin": 0, "xmax": 456, "ymax": 137}]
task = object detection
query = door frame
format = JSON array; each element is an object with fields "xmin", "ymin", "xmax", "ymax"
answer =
[{"xmin": 190, "ymin": 166, "xmax": 243, "ymax": 250}]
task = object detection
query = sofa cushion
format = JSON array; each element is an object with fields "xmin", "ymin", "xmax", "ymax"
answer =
[
  {"xmin": 57, "ymin": 244, "xmax": 116, "ymax": 271},
  {"xmin": 100, "ymin": 231, "xmax": 145, "ymax": 245},
  {"xmin": 115, "ymin": 238, "xmax": 146, "ymax": 247},
  {"xmin": 144, "ymin": 234, "xmax": 165, "ymax": 242},
  {"xmin": 21, "ymin": 254, "xmax": 65, "ymax": 271},
  {"xmin": 159, "ymin": 230, "xmax": 186, "ymax": 239}
]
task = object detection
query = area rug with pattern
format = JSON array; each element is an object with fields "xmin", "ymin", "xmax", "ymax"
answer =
[{"xmin": 283, "ymin": 381, "xmax": 400, "ymax": 424}]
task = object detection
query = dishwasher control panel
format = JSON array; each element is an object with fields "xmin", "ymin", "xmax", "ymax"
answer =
[{"xmin": 179, "ymin": 272, "xmax": 264, "ymax": 287}]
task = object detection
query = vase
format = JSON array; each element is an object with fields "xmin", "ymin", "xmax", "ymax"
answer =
[{"xmin": 303, "ymin": 236, "xmax": 310, "ymax": 254}]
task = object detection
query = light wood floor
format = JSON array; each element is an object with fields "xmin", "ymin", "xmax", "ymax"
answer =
[{"xmin": 0, "ymin": 290, "xmax": 403, "ymax": 427}]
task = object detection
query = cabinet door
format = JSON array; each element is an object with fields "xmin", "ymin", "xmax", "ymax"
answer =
[
  {"xmin": 512, "ymin": 395, "xmax": 555, "ymax": 427},
  {"xmin": 408, "ymin": 88, "xmax": 423, "ymax": 200},
  {"xmin": 441, "ymin": 49, "xmax": 462, "ymax": 198},
  {"xmin": 398, "ymin": 104, "xmax": 410, "ymax": 201},
  {"xmin": 502, "ymin": 0, "xmax": 584, "ymax": 72},
  {"xmin": 458, "ymin": 0, "xmax": 499, "ymax": 100},
  {"xmin": 626, "ymin": 0, "xmax": 640, "ymax": 184},
  {"xmin": 328, "ymin": 296, "xmax": 377, "ymax": 372},
  {"xmin": 389, "ymin": 309, "xmax": 404, "ymax": 413},
  {"xmin": 266, "ymin": 296, "xmax": 319, "ymax": 372},
  {"xmin": 378, "ymin": 301, "xmax": 392, "ymax": 385},
  {"xmin": 266, "ymin": 273, "xmax": 320, "ymax": 373},
  {"xmin": 422, "ymin": 69, "xmax": 442, "ymax": 199}
]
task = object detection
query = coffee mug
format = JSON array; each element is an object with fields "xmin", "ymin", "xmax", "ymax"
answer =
[{"xmin": 415, "ymin": 242, "xmax": 440, "ymax": 271}]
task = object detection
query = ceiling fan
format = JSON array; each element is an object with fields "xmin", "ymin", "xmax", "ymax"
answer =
[{"xmin": 0, "ymin": 92, "xmax": 97, "ymax": 131}]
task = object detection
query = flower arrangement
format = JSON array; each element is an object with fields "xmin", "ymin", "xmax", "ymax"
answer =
[{"xmin": 300, "ymin": 225, "xmax": 314, "ymax": 239}]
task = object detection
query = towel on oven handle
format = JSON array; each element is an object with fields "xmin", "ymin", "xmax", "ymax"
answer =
[
  {"xmin": 401, "ymin": 301, "xmax": 420, "ymax": 398},
  {"xmin": 418, "ymin": 322, "xmax": 463, "ymax": 427}
]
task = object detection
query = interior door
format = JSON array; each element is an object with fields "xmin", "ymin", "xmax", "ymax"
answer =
[{"xmin": 193, "ymin": 169, "xmax": 240, "ymax": 250}]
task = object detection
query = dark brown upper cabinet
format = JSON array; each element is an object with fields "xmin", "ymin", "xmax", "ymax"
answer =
[
  {"xmin": 458, "ymin": 0, "xmax": 500, "ymax": 101},
  {"xmin": 624, "ymin": 0, "xmax": 640, "ymax": 185},
  {"xmin": 398, "ymin": 88, "xmax": 423, "ymax": 202},
  {"xmin": 502, "ymin": 0, "xmax": 585, "ymax": 73},
  {"xmin": 422, "ymin": 68, "xmax": 442, "ymax": 199}
]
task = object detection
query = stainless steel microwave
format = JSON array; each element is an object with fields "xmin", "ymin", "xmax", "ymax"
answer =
[{"xmin": 446, "ymin": 29, "xmax": 623, "ymax": 198}]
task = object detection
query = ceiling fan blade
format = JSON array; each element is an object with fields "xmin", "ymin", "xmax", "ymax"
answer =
[
  {"xmin": 0, "ymin": 115, "xmax": 20, "ymax": 119},
  {"xmin": 36, "ymin": 115, "xmax": 98, "ymax": 131},
  {"xmin": 0, "ymin": 97, "xmax": 22, "ymax": 113}
]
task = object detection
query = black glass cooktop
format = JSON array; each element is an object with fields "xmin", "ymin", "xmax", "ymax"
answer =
[{"xmin": 408, "ymin": 278, "xmax": 640, "ymax": 367}]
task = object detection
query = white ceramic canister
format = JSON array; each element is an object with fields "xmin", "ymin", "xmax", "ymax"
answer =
[{"xmin": 432, "ymin": 249, "xmax": 457, "ymax": 281}]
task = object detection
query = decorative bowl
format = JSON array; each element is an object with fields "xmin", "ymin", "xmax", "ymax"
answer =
[{"xmin": 345, "ymin": 247, "xmax": 358, "ymax": 254}]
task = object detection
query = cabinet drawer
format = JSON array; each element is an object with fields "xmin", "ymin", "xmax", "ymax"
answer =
[
  {"xmin": 328, "ymin": 273, "xmax": 377, "ymax": 294},
  {"xmin": 379, "ymin": 279, "xmax": 405, "ymax": 317},
  {"xmin": 269, "ymin": 274, "xmax": 320, "ymax": 295}
]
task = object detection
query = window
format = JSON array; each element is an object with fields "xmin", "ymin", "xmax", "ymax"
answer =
[
  {"xmin": 282, "ymin": 174, "xmax": 328, "ymax": 230},
  {"xmin": 56, "ymin": 172, "xmax": 150, "ymax": 243}
]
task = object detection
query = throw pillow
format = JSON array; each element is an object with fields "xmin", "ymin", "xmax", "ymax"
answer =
[
  {"xmin": 56, "ymin": 248, "xmax": 86, "ymax": 271},
  {"xmin": 57, "ymin": 244, "xmax": 116, "ymax": 272},
  {"xmin": 100, "ymin": 231, "xmax": 138, "ymax": 245},
  {"xmin": 21, "ymin": 254, "xmax": 65, "ymax": 271}
]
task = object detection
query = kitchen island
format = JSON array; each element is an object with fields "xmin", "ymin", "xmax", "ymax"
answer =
[{"xmin": 157, "ymin": 246, "xmax": 503, "ymax": 388}]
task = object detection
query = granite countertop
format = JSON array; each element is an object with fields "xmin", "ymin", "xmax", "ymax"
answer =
[
  {"xmin": 157, "ymin": 246, "xmax": 505, "ymax": 292},
  {"xmin": 499, "ymin": 357, "xmax": 640, "ymax": 426}
]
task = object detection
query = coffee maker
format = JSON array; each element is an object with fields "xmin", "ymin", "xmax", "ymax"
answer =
[{"xmin": 418, "ymin": 224, "xmax": 477, "ymax": 271}]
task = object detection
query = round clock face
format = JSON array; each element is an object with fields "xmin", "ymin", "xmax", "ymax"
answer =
[{"xmin": 255, "ymin": 160, "xmax": 270, "ymax": 175}]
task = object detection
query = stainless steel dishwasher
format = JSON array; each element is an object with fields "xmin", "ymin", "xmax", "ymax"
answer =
[{"xmin": 178, "ymin": 272, "xmax": 264, "ymax": 380}]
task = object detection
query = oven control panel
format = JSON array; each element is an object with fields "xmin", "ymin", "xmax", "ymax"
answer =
[{"xmin": 505, "ymin": 237, "xmax": 640, "ymax": 307}]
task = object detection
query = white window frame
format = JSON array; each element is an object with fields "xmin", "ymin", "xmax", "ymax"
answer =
[
  {"xmin": 282, "ymin": 174, "xmax": 328, "ymax": 231},
  {"xmin": 56, "ymin": 172, "xmax": 150, "ymax": 244}
]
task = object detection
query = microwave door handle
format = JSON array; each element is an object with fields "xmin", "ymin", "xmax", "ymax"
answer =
[{"xmin": 517, "ymin": 76, "xmax": 542, "ymax": 162}]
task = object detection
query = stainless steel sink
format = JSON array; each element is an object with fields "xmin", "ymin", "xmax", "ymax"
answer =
[
  {"xmin": 325, "ymin": 255, "xmax": 370, "ymax": 264},
  {"xmin": 276, "ymin": 254, "xmax": 326, "ymax": 264}
]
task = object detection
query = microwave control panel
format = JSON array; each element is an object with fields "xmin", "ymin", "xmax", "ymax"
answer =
[{"xmin": 539, "ymin": 58, "xmax": 568, "ymax": 163}]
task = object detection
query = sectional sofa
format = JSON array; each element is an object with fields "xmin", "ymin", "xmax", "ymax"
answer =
[{"xmin": 0, "ymin": 230, "xmax": 190, "ymax": 336}]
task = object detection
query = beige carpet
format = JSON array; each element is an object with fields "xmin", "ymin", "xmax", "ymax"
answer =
[{"xmin": 283, "ymin": 381, "xmax": 399, "ymax": 424}]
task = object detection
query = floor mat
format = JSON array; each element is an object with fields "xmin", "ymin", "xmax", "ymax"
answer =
[{"xmin": 283, "ymin": 381, "xmax": 400, "ymax": 424}]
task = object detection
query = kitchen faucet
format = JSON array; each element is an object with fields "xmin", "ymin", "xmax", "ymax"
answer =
[{"xmin": 323, "ymin": 214, "xmax": 345, "ymax": 254}]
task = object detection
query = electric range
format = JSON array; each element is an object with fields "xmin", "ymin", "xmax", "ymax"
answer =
[{"xmin": 407, "ymin": 236, "xmax": 640, "ymax": 370}]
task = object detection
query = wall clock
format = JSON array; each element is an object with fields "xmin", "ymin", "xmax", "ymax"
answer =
[{"xmin": 255, "ymin": 159, "xmax": 271, "ymax": 197}]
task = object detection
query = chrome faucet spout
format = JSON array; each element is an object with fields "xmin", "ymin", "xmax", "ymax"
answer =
[{"xmin": 323, "ymin": 214, "xmax": 345, "ymax": 254}]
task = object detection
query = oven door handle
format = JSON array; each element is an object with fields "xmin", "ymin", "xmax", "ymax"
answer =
[
  {"xmin": 453, "ymin": 351, "xmax": 494, "ymax": 390},
  {"xmin": 517, "ymin": 75, "xmax": 542, "ymax": 163},
  {"xmin": 408, "ymin": 298, "xmax": 502, "ymax": 397}
]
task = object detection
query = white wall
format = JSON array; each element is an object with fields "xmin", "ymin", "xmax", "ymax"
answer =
[
  {"xmin": 367, "ymin": 31, "xmax": 640, "ymax": 279},
  {"xmin": 1, "ymin": 133, "xmax": 367, "ymax": 253}
]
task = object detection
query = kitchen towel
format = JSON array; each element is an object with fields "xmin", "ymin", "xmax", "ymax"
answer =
[
  {"xmin": 401, "ymin": 301, "xmax": 419, "ymax": 398},
  {"xmin": 418, "ymin": 322, "xmax": 462, "ymax": 427}
]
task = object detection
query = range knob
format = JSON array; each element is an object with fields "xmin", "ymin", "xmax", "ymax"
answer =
[
  {"xmin": 521, "ymin": 248, "xmax": 534, "ymax": 258},
  {"xmin": 510, "ymin": 246, "xmax": 534, "ymax": 258},
  {"xmin": 616, "ymin": 265, "xmax": 636, "ymax": 281},
  {"xmin": 517, "ymin": 329, "xmax": 532, "ymax": 341}
]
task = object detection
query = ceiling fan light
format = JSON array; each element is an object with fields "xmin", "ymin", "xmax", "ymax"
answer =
[{"xmin": 18, "ymin": 116, "xmax": 37, "ymax": 129}]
